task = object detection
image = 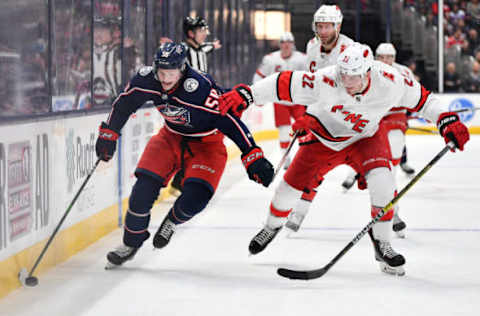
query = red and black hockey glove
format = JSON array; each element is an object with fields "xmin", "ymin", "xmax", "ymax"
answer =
[
  {"xmin": 219, "ymin": 84, "xmax": 254, "ymax": 117},
  {"xmin": 437, "ymin": 112, "xmax": 470, "ymax": 152},
  {"xmin": 292, "ymin": 115, "xmax": 317, "ymax": 136},
  {"xmin": 95, "ymin": 122, "xmax": 120, "ymax": 161},
  {"xmin": 241, "ymin": 147, "xmax": 274, "ymax": 187}
]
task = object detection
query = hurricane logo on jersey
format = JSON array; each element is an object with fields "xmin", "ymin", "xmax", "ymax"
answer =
[{"xmin": 157, "ymin": 103, "xmax": 191, "ymax": 126}]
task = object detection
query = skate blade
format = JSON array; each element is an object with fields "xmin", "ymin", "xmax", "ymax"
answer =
[
  {"xmin": 105, "ymin": 261, "xmax": 120, "ymax": 270},
  {"xmin": 284, "ymin": 221, "xmax": 300, "ymax": 234},
  {"xmin": 379, "ymin": 262, "xmax": 405, "ymax": 276}
]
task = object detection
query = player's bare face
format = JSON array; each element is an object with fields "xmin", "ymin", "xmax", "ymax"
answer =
[
  {"xmin": 279, "ymin": 41, "xmax": 294, "ymax": 58},
  {"xmin": 376, "ymin": 54, "xmax": 395, "ymax": 66},
  {"xmin": 157, "ymin": 69, "xmax": 182, "ymax": 91},
  {"xmin": 340, "ymin": 73, "xmax": 364, "ymax": 95},
  {"xmin": 315, "ymin": 22, "xmax": 337, "ymax": 47},
  {"xmin": 193, "ymin": 27, "xmax": 209, "ymax": 45}
]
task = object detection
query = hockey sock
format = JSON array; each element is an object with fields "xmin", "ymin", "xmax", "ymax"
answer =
[
  {"xmin": 167, "ymin": 181, "xmax": 213, "ymax": 224},
  {"xmin": 366, "ymin": 167, "xmax": 395, "ymax": 241},
  {"xmin": 124, "ymin": 175, "xmax": 163, "ymax": 247}
]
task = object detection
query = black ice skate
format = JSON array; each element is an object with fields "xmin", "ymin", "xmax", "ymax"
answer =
[
  {"xmin": 393, "ymin": 213, "xmax": 407, "ymax": 238},
  {"xmin": 341, "ymin": 173, "xmax": 359, "ymax": 192},
  {"xmin": 153, "ymin": 217, "xmax": 176, "ymax": 249},
  {"xmin": 368, "ymin": 229, "xmax": 405, "ymax": 276},
  {"xmin": 400, "ymin": 162, "xmax": 415, "ymax": 176},
  {"xmin": 105, "ymin": 245, "xmax": 139, "ymax": 269},
  {"xmin": 249, "ymin": 226, "xmax": 281, "ymax": 255}
]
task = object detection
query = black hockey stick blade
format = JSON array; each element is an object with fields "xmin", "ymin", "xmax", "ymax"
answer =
[
  {"xmin": 276, "ymin": 143, "xmax": 453, "ymax": 281},
  {"xmin": 277, "ymin": 267, "xmax": 328, "ymax": 280}
]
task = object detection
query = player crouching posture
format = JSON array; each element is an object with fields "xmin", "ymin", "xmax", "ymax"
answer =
[
  {"xmin": 219, "ymin": 45, "xmax": 469, "ymax": 276},
  {"xmin": 95, "ymin": 42, "xmax": 274, "ymax": 268}
]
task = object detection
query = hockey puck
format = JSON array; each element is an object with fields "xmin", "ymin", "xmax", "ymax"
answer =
[{"xmin": 25, "ymin": 276, "xmax": 39, "ymax": 287}]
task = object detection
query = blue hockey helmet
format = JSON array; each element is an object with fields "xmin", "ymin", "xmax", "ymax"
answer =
[{"xmin": 153, "ymin": 42, "xmax": 188, "ymax": 71}]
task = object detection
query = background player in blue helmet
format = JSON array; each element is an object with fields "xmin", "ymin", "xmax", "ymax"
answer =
[{"xmin": 95, "ymin": 42, "xmax": 274, "ymax": 268}]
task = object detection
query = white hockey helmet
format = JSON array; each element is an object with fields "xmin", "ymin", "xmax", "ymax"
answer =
[
  {"xmin": 312, "ymin": 5, "xmax": 343, "ymax": 33},
  {"xmin": 337, "ymin": 44, "xmax": 372, "ymax": 77},
  {"xmin": 279, "ymin": 31, "xmax": 295, "ymax": 43},
  {"xmin": 376, "ymin": 43, "xmax": 396, "ymax": 56}
]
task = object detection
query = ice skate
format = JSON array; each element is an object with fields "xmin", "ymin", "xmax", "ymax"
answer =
[
  {"xmin": 249, "ymin": 225, "xmax": 281, "ymax": 255},
  {"xmin": 392, "ymin": 213, "xmax": 407, "ymax": 238},
  {"xmin": 341, "ymin": 174, "xmax": 357, "ymax": 192},
  {"xmin": 285, "ymin": 211, "xmax": 306, "ymax": 233},
  {"xmin": 153, "ymin": 217, "xmax": 177, "ymax": 249},
  {"xmin": 105, "ymin": 244, "xmax": 139, "ymax": 269},
  {"xmin": 400, "ymin": 162, "xmax": 415, "ymax": 177},
  {"xmin": 368, "ymin": 230, "xmax": 405, "ymax": 276}
]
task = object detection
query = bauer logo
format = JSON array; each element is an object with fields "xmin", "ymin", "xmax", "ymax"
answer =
[{"xmin": 449, "ymin": 98, "xmax": 474, "ymax": 123}]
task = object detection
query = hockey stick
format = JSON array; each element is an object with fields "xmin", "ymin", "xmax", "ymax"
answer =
[
  {"xmin": 19, "ymin": 159, "xmax": 101, "ymax": 287},
  {"xmin": 408, "ymin": 126, "xmax": 439, "ymax": 134},
  {"xmin": 272, "ymin": 131, "xmax": 299, "ymax": 181},
  {"xmin": 455, "ymin": 107, "xmax": 480, "ymax": 113},
  {"xmin": 277, "ymin": 142, "xmax": 454, "ymax": 280}
]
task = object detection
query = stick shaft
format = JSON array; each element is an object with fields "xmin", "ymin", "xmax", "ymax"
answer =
[{"xmin": 28, "ymin": 159, "xmax": 101, "ymax": 277}]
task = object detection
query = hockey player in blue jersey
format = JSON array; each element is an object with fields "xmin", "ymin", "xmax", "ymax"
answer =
[{"xmin": 95, "ymin": 42, "xmax": 274, "ymax": 268}]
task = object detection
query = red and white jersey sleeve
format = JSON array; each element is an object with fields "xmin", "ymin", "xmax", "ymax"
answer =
[
  {"xmin": 251, "ymin": 60, "xmax": 449, "ymax": 151},
  {"xmin": 385, "ymin": 62, "xmax": 416, "ymax": 116},
  {"xmin": 306, "ymin": 34, "xmax": 354, "ymax": 73}
]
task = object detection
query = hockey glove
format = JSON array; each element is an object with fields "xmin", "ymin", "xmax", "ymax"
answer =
[
  {"xmin": 292, "ymin": 115, "xmax": 317, "ymax": 136},
  {"xmin": 437, "ymin": 112, "xmax": 470, "ymax": 151},
  {"xmin": 241, "ymin": 147, "xmax": 274, "ymax": 187},
  {"xmin": 95, "ymin": 122, "xmax": 120, "ymax": 161},
  {"xmin": 219, "ymin": 84, "xmax": 254, "ymax": 117}
]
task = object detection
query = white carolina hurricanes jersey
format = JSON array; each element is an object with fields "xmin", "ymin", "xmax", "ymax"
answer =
[
  {"xmin": 306, "ymin": 34, "xmax": 355, "ymax": 73},
  {"xmin": 251, "ymin": 60, "xmax": 448, "ymax": 151},
  {"xmin": 385, "ymin": 62, "xmax": 416, "ymax": 116},
  {"xmin": 253, "ymin": 50, "xmax": 307, "ymax": 83}
]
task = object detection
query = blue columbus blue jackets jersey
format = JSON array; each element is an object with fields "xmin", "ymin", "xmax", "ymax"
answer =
[{"xmin": 106, "ymin": 64, "xmax": 257, "ymax": 153}]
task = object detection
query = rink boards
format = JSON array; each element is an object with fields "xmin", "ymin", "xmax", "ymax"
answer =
[{"xmin": 0, "ymin": 93, "xmax": 478, "ymax": 298}]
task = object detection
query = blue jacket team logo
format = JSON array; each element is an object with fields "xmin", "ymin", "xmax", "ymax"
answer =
[{"xmin": 157, "ymin": 104, "xmax": 191, "ymax": 126}]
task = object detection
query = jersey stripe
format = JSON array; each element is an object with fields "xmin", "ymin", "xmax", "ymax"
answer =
[
  {"xmin": 172, "ymin": 96, "xmax": 220, "ymax": 114},
  {"xmin": 225, "ymin": 113, "xmax": 253, "ymax": 147},
  {"xmin": 276, "ymin": 71, "xmax": 293, "ymax": 102},
  {"xmin": 308, "ymin": 114, "xmax": 352, "ymax": 143},
  {"xmin": 256, "ymin": 69, "xmax": 266, "ymax": 78}
]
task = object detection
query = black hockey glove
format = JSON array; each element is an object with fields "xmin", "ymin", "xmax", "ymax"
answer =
[
  {"xmin": 241, "ymin": 147, "xmax": 274, "ymax": 187},
  {"xmin": 95, "ymin": 122, "xmax": 120, "ymax": 161}
]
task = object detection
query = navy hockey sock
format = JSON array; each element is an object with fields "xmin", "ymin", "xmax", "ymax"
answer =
[
  {"xmin": 167, "ymin": 181, "xmax": 213, "ymax": 224},
  {"xmin": 123, "ymin": 175, "xmax": 163, "ymax": 247}
]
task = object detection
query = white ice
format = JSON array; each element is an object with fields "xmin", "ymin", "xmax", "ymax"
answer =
[{"xmin": 1, "ymin": 136, "xmax": 479, "ymax": 316}]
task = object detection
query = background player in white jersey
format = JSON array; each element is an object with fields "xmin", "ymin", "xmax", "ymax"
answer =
[
  {"xmin": 284, "ymin": 5, "xmax": 355, "ymax": 232},
  {"xmin": 306, "ymin": 5, "xmax": 354, "ymax": 73},
  {"xmin": 253, "ymin": 32, "xmax": 307, "ymax": 168},
  {"xmin": 218, "ymin": 45, "xmax": 470, "ymax": 276},
  {"xmin": 341, "ymin": 43, "xmax": 415, "ymax": 238}
]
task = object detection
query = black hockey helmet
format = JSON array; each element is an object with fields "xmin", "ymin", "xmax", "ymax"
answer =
[
  {"xmin": 183, "ymin": 16, "xmax": 208, "ymax": 37},
  {"xmin": 153, "ymin": 42, "xmax": 188, "ymax": 71}
]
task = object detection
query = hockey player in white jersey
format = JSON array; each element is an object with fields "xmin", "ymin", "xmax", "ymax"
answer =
[
  {"xmin": 342, "ymin": 43, "xmax": 415, "ymax": 237},
  {"xmin": 306, "ymin": 4, "xmax": 354, "ymax": 73},
  {"xmin": 218, "ymin": 45, "xmax": 470, "ymax": 275},
  {"xmin": 253, "ymin": 32, "xmax": 307, "ymax": 169},
  {"xmin": 285, "ymin": 4, "xmax": 354, "ymax": 232}
]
